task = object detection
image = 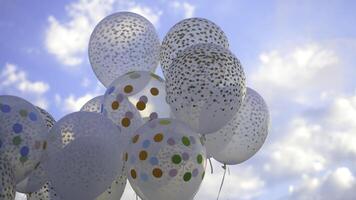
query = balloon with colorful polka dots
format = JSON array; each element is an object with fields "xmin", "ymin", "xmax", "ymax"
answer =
[
  {"xmin": 165, "ymin": 43, "xmax": 246, "ymax": 134},
  {"xmin": 0, "ymin": 95, "xmax": 48, "ymax": 183},
  {"xmin": 80, "ymin": 95, "xmax": 104, "ymax": 113},
  {"xmin": 206, "ymin": 88, "xmax": 270, "ymax": 165},
  {"xmin": 126, "ymin": 118, "xmax": 206, "ymax": 200},
  {"xmin": 105, "ymin": 71, "xmax": 171, "ymax": 121},
  {"xmin": 89, "ymin": 12, "xmax": 160, "ymax": 88},
  {"xmin": 43, "ymin": 112, "xmax": 126, "ymax": 200},
  {"xmin": 0, "ymin": 157, "xmax": 16, "ymax": 200},
  {"xmin": 17, "ymin": 106, "xmax": 56, "ymax": 193}
]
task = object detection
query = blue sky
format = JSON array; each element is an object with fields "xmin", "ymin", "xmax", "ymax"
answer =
[{"xmin": 1, "ymin": 0, "xmax": 356, "ymax": 199}]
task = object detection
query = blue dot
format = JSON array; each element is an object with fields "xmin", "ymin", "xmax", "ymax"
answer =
[
  {"xmin": 140, "ymin": 173, "xmax": 148, "ymax": 181},
  {"xmin": 29, "ymin": 112, "xmax": 37, "ymax": 121},
  {"xmin": 106, "ymin": 86, "xmax": 115, "ymax": 95},
  {"xmin": 20, "ymin": 146, "xmax": 29, "ymax": 156},
  {"xmin": 149, "ymin": 157, "xmax": 159, "ymax": 166},
  {"xmin": 13, "ymin": 123, "xmax": 23, "ymax": 133},
  {"xmin": 1, "ymin": 104, "xmax": 11, "ymax": 113},
  {"xmin": 142, "ymin": 140, "xmax": 151, "ymax": 149}
]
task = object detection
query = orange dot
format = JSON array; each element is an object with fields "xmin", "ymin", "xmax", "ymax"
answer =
[
  {"xmin": 132, "ymin": 135, "xmax": 140, "ymax": 143},
  {"xmin": 150, "ymin": 87, "xmax": 159, "ymax": 96},
  {"xmin": 136, "ymin": 101, "xmax": 146, "ymax": 111},
  {"xmin": 139, "ymin": 151, "xmax": 148, "ymax": 160},
  {"xmin": 111, "ymin": 101, "xmax": 120, "ymax": 110},
  {"xmin": 152, "ymin": 168, "xmax": 163, "ymax": 178},
  {"xmin": 124, "ymin": 85, "xmax": 133, "ymax": 93},
  {"xmin": 121, "ymin": 118, "xmax": 131, "ymax": 127},
  {"xmin": 131, "ymin": 169, "xmax": 137, "ymax": 179},
  {"xmin": 154, "ymin": 133, "xmax": 164, "ymax": 142}
]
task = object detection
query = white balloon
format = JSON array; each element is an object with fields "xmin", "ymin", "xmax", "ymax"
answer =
[
  {"xmin": 0, "ymin": 95, "xmax": 48, "ymax": 183},
  {"xmin": 28, "ymin": 182, "xmax": 62, "ymax": 200},
  {"xmin": 82, "ymin": 96, "xmax": 127, "ymax": 200},
  {"xmin": 17, "ymin": 107, "xmax": 56, "ymax": 193},
  {"xmin": 127, "ymin": 118, "xmax": 206, "ymax": 200},
  {"xmin": 161, "ymin": 17, "xmax": 229, "ymax": 77},
  {"xmin": 206, "ymin": 88, "xmax": 270, "ymax": 165},
  {"xmin": 44, "ymin": 112, "xmax": 125, "ymax": 200},
  {"xmin": 165, "ymin": 43, "xmax": 246, "ymax": 134},
  {"xmin": 89, "ymin": 11, "xmax": 160, "ymax": 87},
  {"xmin": 80, "ymin": 96, "xmax": 103, "ymax": 113},
  {"xmin": 0, "ymin": 158, "xmax": 16, "ymax": 200},
  {"xmin": 106, "ymin": 71, "xmax": 171, "ymax": 120}
]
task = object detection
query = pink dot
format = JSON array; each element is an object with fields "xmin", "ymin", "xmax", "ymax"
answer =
[
  {"xmin": 169, "ymin": 169, "xmax": 178, "ymax": 177},
  {"xmin": 167, "ymin": 138, "xmax": 175, "ymax": 146},
  {"xmin": 182, "ymin": 152, "xmax": 189, "ymax": 161}
]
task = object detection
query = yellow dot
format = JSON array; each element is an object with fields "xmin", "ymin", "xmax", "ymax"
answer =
[
  {"xmin": 111, "ymin": 101, "xmax": 120, "ymax": 110},
  {"xmin": 136, "ymin": 101, "xmax": 146, "ymax": 111},
  {"xmin": 124, "ymin": 85, "xmax": 133, "ymax": 93},
  {"xmin": 131, "ymin": 169, "xmax": 137, "ymax": 179},
  {"xmin": 132, "ymin": 135, "xmax": 139, "ymax": 143},
  {"xmin": 154, "ymin": 133, "xmax": 164, "ymax": 142},
  {"xmin": 152, "ymin": 168, "xmax": 163, "ymax": 178},
  {"xmin": 121, "ymin": 118, "xmax": 131, "ymax": 127},
  {"xmin": 150, "ymin": 87, "xmax": 159, "ymax": 96},
  {"xmin": 124, "ymin": 152, "xmax": 128, "ymax": 161},
  {"xmin": 139, "ymin": 151, "xmax": 148, "ymax": 160}
]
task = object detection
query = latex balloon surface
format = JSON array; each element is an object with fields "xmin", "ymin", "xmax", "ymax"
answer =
[
  {"xmin": 206, "ymin": 88, "xmax": 269, "ymax": 165},
  {"xmin": 89, "ymin": 11, "xmax": 160, "ymax": 87},
  {"xmin": 17, "ymin": 107, "xmax": 56, "ymax": 193},
  {"xmin": 44, "ymin": 112, "xmax": 125, "ymax": 200},
  {"xmin": 106, "ymin": 71, "xmax": 170, "ymax": 120},
  {"xmin": 0, "ymin": 158, "xmax": 16, "ymax": 200},
  {"xmin": 127, "ymin": 118, "xmax": 206, "ymax": 200},
  {"xmin": 165, "ymin": 43, "xmax": 246, "ymax": 134},
  {"xmin": 160, "ymin": 17, "xmax": 229, "ymax": 77},
  {"xmin": 80, "ymin": 95, "xmax": 103, "ymax": 113},
  {"xmin": 28, "ymin": 182, "xmax": 61, "ymax": 200},
  {"xmin": 0, "ymin": 95, "xmax": 48, "ymax": 182}
]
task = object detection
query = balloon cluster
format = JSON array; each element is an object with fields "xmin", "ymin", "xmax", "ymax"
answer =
[{"xmin": 0, "ymin": 12, "xmax": 269, "ymax": 200}]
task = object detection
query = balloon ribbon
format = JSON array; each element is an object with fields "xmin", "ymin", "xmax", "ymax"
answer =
[{"xmin": 217, "ymin": 163, "xmax": 227, "ymax": 200}]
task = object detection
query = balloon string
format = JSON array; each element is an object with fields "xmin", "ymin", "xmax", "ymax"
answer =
[
  {"xmin": 208, "ymin": 157, "xmax": 214, "ymax": 174},
  {"xmin": 217, "ymin": 163, "xmax": 227, "ymax": 200}
]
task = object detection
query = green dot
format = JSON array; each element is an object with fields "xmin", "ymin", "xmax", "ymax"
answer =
[
  {"xmin": 19, "ymin": 109, "xmax": 28, "ymax": 117},
  {"xmin": 20, "ymin": 156, "xmax": 28, "ymax": 163},
  {"xmin": 183, "ymin": 172, "xmax": 192, "ymax": 182},
  {"xmin": 13, "ymin": 136, "xmax": 22, "ymax": 145},
  {"xmin": 182, "ymin": 136, "xmax": 190, "ymax": 146},
  {"xmin": 197, "ymin": 154, "xmax": 203, "ymax": 164},
  {"xmin": 171, "ymin": 155, "xmax": 182, "ymax": 164},
  {"xmin": 159, "ymin": 119, "xmax": 171, "ymax": 125}
]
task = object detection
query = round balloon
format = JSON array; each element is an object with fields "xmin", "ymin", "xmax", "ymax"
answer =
[
  {"xmin": 127, "ymin": 118, "xmax": 206, "ymax": 200},
  {"xmin": 0, "ymin": 95, "xmax": 48, "ymax": 183},
  {"xmin": 82, "ymin": 97, "xmax": 128, "ymax": 200},
  {"xmin": 28, "ymin": 182, "xmax": 61, "ymax": 200},
  {"xmin": 160, "ymin": 17, "xmax": 229, "ymax": 77},
  {"xmin": 165, "ymin": 43, "xmax": 246, "ymax": 134},
  {"xmin": 17, "ymin": 107, "xmax": 56, "ymax": 193},
  {"xmin": 106, "ymin": 71, "xmax": 171, "ymax": 121},
  {"xmin": 0, "ymin": 158, "xmax": 16, "ymax": 200},
  {"xmin": 44, "ymin": 112, "xmax": 125, "ymax": 200},
  {"xmin": 206, "ymin": 88, "xmax": 269, "ymax": 165},
  {"xmin": 80, "ymin": 95, "xmax": 103, "ymax": 113},
  {"xmin": 89, "ymin": 11, "xmax": 160, "ymax": 87},
  {"xmin": 103, "ymin": 80, "xmax": 145, "ymax": 137}
]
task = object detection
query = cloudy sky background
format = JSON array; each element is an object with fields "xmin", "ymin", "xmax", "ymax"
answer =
[{"xmin": 1, "ymin": 0, "xmax": 356, "ymax": 199}]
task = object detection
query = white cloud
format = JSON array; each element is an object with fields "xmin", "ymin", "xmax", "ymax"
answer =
[
  {"xmin": 45, "ymin": 0, "xmax": 162, "ymax": 67},
  {"xmin": 61, "ymin": 93, "xmax": 96, "ymax": 112},
  {"xmin": 170, "ymin": 1, "xmax": 196, "ymax": 18},
  {"xmin": 251, "ymin": 44, "xmax": 343, "ymax": 106},
  {"xmin": 0, "ymin": 63, "xmax": 50, "ymax": 108}
]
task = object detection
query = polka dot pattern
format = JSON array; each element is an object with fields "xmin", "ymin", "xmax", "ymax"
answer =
[
  {"xmin": 205, "ymin": 88, "xmax": 270, "ymax": 165},
  {"xmin": 0, "ymin": 158, "xmax": 16, "ymax": 200},
  {"xmin": 165, "ymin": 43, "xmax": 246, "ymax": 134},
  {"xmin": 160, "ymin": 17, "xmax": 229, "ymax": 76},
  {"xmin": 89, "ymin": 12, "xmax": 160, "ymax": 87},
  {"xmin": 81, "ymin": 96, "xmax": 104, "ymax": 113},
  {"xmin": 0, "ymin": 95, "xmax": 48, "ymax": 182},
  {"xmin": 127, "ymin": 118, "xmax": 206, "ymax": 200}
]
